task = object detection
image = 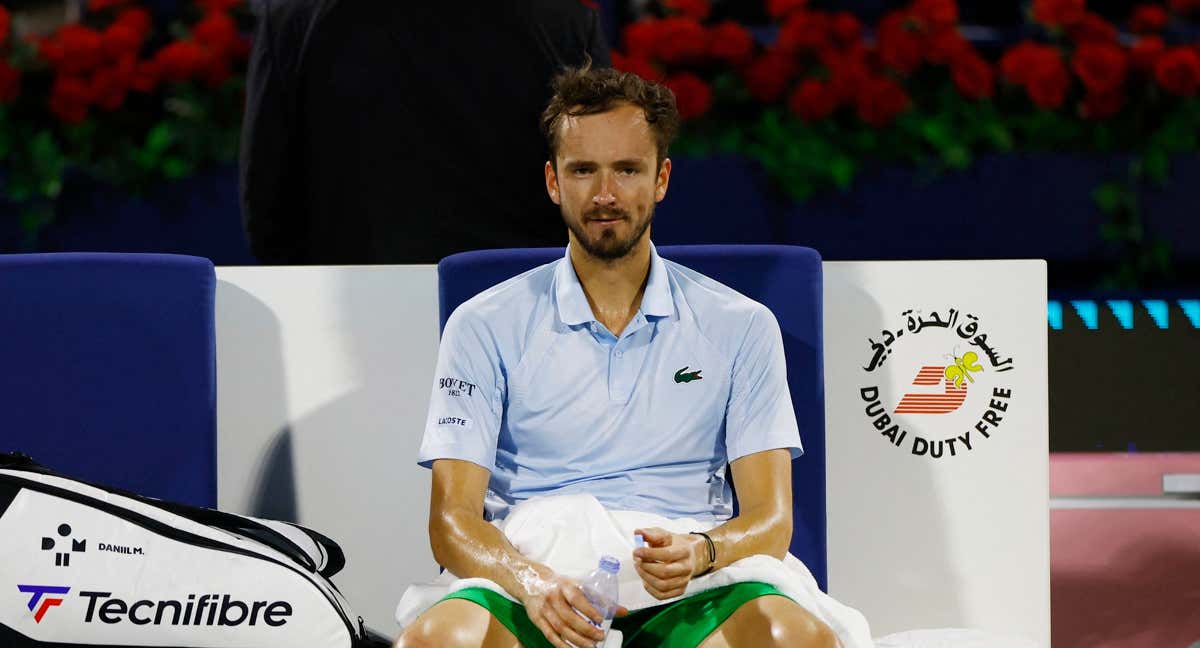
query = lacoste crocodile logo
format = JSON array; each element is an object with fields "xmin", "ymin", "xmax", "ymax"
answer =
[{"xmin": 674, "ymin": 367, "xmax": 703, "ymax": 383}]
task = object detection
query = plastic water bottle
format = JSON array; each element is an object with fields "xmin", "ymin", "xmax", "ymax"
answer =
[{"xmin": 579, "ymin": 555, "xmax": 620, "ymax": 639}]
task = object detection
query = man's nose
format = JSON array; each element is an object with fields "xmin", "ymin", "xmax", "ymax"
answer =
[{"xmin": 592, "ymin": 173, "xmax": 616, "ymax": 206}]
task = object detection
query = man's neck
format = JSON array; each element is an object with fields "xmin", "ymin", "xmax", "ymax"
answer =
[{"xmin": 569, "ymin": 236, "xmax": 651, "ymax": 338}]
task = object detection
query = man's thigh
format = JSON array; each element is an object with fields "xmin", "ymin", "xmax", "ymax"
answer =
[
  {"xmin": 395, "ymin": 598, "xmax": 521, "ymax": 648},
  {"xmin": 698, "ymin": 595, "xmax": 839, "ymax": 648}
]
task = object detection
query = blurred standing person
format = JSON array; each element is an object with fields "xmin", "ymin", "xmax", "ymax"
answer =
[{"xmin": 240, "ymin": 1, "xmax": 610, "ymax": 264}]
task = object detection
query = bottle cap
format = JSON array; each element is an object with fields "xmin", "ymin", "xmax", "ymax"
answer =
[{"xmin": 599, "ymin": 555, "xmax": 620, "ymax": 574}]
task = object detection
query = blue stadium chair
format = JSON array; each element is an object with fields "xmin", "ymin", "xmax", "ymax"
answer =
[
  {"xmin": 437, "ymin": 245, "xmax": 828, "ymax": 591},
  {"xmin": 0, "ymin": 253, "xmax": 217, "ymax": 507}
]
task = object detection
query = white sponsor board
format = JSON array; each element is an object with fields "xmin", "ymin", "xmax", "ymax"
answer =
[
  {"xmin": 823, "ymin": 261, "xmax": 1049, "ymax": 646},
  {"xmin": 215, "ymin": 261, "xmax": 1050, "ymax": 641},
  {"xmin": 214, "ymin": 266, "xmax": 441, "ymax": 633}
]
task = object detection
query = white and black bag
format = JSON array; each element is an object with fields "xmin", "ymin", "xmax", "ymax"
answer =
[{"xmin": 0, "ymin": 453, "xmax": 387, "ymax": 647}]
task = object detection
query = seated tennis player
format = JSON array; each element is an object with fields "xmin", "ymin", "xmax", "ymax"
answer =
[{"xmin": 395, "ymin": 64, "xmax": 840, "ymax": 648}]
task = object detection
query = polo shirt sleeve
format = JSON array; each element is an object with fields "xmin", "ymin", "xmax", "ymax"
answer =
[
  {"xmin": 724, "ymin": 306, "xmax": 804, "ymax": 462},
  {"xmin": 417, "ymin": 308, "xmax": 505, "ymax": 471}
]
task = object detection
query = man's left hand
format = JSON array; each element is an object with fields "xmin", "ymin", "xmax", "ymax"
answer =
[{"xmin": 631, "ymin": 527, "xmax": 709, "ymax": 600}]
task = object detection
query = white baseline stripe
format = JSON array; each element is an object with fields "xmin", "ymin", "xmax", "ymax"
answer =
[{"xmin": 1051, "ymin": 496, "xmax": 1200, "ymax": 510}]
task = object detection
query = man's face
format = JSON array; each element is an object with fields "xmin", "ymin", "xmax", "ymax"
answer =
[{"xmin": 545, "ymin": 103, "xmax": 671, "ymax": 261}]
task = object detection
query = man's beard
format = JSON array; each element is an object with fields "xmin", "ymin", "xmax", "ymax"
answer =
[{"xmin": 564, "ymin": 204, "xmax": 654, "ymax": 261}]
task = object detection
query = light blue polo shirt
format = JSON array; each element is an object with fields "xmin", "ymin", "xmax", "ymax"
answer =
[{"xmin": 418, "ymin": 244, "xmax": 802, "ymax": 522}]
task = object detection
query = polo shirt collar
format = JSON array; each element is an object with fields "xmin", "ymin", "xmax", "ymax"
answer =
[{"xmin": 555, "ymin": 243, "xmax": 675, "ymax": 326}]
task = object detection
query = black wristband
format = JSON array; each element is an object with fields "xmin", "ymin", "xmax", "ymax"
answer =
[{"xmin": 689, "ymin": 531, "xmax": 716, "ymax": 575}]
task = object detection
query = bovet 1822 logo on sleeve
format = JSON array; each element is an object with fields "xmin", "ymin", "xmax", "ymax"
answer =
[
  {"xmin": 858, "ymin": 307, "xmax": 1016, "ymax": 459},
  {"xmin": 438, "ymin": 377, "xmax": 477, "ymax": 398}
]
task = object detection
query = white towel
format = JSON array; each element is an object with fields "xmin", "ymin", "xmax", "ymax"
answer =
[{"xmin": 396, "ymin": 493, "xmax": 874, "ymax": 647}]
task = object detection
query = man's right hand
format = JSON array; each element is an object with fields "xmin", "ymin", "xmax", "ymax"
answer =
[{"xmin": 519, "ymin": 568, "xmax": 608, "ymax": 648}]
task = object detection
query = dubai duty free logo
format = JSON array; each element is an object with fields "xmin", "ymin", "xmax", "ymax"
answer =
[{"xmin": 859, "ymin": 307, "xmax": 1016, "ymax": 459}]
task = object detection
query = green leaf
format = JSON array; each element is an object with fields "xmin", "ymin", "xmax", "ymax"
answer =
[
  {"xmin": 829, "ymin": 156, "xmax": 856, "ymax": 189},
  {"xmin": 941, "ymin": 145, "xmax": 971, "ymax": 169},
  {"xmin": 19, "ymin": 203, "xmax": 55, "ymax": 236},
  {"xmin": 145, "ymin": 122, "xmax": 174, "ymax": 157},
  {"xmin": 162, "ymin": 156, "xmax": 193, "ymax": 180},
  {"xmin": 1143, "ymin": 149, "xmax": 1169, "ymax": 184},
  {"xmin": 1099, "ymin": 222, "xmax": 1124, "ymax": 242},
  {"xmin": 29, "ymin": 131, "xmax": 67, "ymax": 199},
  {"xmin": 1092, "ymin": 182, "xmax": 1125, "ymax": 215},
  {"xmin": 920, "ymin": 117, "xmax": 952, "ymax": 148}
]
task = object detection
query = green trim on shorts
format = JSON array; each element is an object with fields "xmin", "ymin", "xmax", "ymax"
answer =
[{"xmin": 439, "ymin": 581, "xmax": 789, "ymax": 648}]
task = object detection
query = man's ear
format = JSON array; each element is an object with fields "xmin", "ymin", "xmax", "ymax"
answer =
[
  {"xmin": 655, "ymin": 158, "xmax": 672, "ymax": 203},
  {"xmin": 545, "ymin": 161, "xmax": 561, "ymax": 205}
]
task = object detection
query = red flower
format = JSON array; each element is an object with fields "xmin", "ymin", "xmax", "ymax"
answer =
[
  {"xmin": 49, "ymin": 75, "xmax": 92, "ymax": 123},
  {"xmin": 102, "ymin": 22, "xmax": 143, "ymax": 62},
  {"xmin": 130, "ymin": 58, "xmax": 161, "ymax": 93},
  {"xmin": 1032, "ymin": 0, "xmax": 1086, "ymax": 27},
  {"xmin": 741, "ymin": 50, "xmax": 797, "ymax": 103},
  {"xmin": 708, "ymin": 21, "xmax": 756, "ymax": 66},
  {"xmin": 611, "ymin": 52, "xmax": 665, "ymax": 82},
  {"xmin": 657, "ymin": 17, "xmax": 709, "ymax": 64},
  {"xmin": 622, "ymin": 20, "xmax": 658, "ymax": 60},
  {"xmin": 911, "ymin": 0, "xmax": 959, "ymax": 31},
  {"xmin": 831, "ymin": 12, "xmax": 862, "ymax": 46},
  {"xmin": 664, "ymin": 73, "xmax": 712, "ymax": 120},
  {"xmin": 1072, "ymin": 42, "xmax": 1128, "ymax": 93},
  {"xmin": 822, "ymin": 47, "xmax": 870, "ymax": 103},
  {"xmin": 87, "ymin": 0, "xmax": 132, "ymax": 11},
  {"xmin": 1080, "ymin": 90, "xmax": 1123, "ymax": 119},
  {"xmin": 1068, "ymin": 12, "xmax": 1119, "ymax": 43},
  {"xmin": 1131, "ymin": 36, "xmax": 1165, "ymax": 71},
  {"xmin": 0, "ymin": 60, "xmax": 20, "ymax": 103},
  {"xmin": 925, "ymin": 29, "xmax": 971, "ymax": 65},
  {"xmin": 1000, "ymin": 41, "xmax": 1056, "ymax": 85},
  {"xmin": 193, "ymin": 11, "xmax": 238, "ymax": 56},
  {"xmin": 952, "ymin": 54, "xmax": 995, "ymax": 100},
  {"xmin": 202, "ymin": 54, "xmax": 231, "ymax": 87},
  {"xmin": 0, "ymin": 6, "xmax": 10, "ymax": 48},
  {"xmin": 115, "ymin": 8, "xmax": 153, "ymax": 40},
  {"xmin": 1154, "ymin": 46, "xmax": 1200, "ymax": 96},
  {"xmin": 52, "ymin": 25, "xmax": 106, "ymax": 75},
  {"xmin": 90, "ymin": 65, "xmax": 128, "ymax": 110},
  {"xmin": 154, "ymin": 40, "xmax": 207, "ymax": 83},
  {"xmin": 788, "ymin": 78, "xmax": 837, "ymax": 121},
  {"xmin": 1027, "ymin": 58, "xmax": 1070, "ymax": 109},
  {"xmin": 1131, "ymin": 4, "xmax": 1170, "ymax": 32},
  {"xmin": 856, "ymin": 76, "xmax": 910, "ymax": 127},
  {"xmin": 664, "ymin": 0, "xmax": 710, "ymax": 21},
  {"xmin": 777, "ymin": 11, "xmax": 831, "ymax": 53},
  {"xmin": 878, "ymin": 11, "xmax": 923, "ymax": 74},
  {"xmin": 196, "ymin": 0, "xmax": 242, "ymax": 11},
  {"xmin": 766, "ymin": 0, "xmax": 808, "ymax": 20}
]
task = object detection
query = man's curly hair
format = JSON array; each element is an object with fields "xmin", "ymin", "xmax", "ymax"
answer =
[{"xmin": 541, "ymin": 61, "xmax": 680, "ymax": 170}]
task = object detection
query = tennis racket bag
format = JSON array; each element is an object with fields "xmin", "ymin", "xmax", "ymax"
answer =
[{"xmin": 0, "ymin": 453, "xmax": 385, "ymax": 647}]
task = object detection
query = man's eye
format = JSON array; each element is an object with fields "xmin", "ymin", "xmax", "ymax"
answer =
[
  {"xmin": 619, "ymin": 168, "xmax": 638, "ymax": 175},
  {"xmin": 573, "ymin": 168, "xmax": 594, "ymax": 176}
]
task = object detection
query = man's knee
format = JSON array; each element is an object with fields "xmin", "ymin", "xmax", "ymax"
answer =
[
  {"xmin": 393, "ymin": 618, "xmax": 452, "ymax": 648},
  {"xmin": 394, "ymin": 602, "xmax": 488, "ymax": 648},
  {"xmin": 750, "ymin": 596, "xmax": 840, "ymax": 648}
]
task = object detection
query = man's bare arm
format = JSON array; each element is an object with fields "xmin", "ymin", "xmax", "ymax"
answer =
[
  {"xmin": 633, "ymin": 448, "xmax": 793, "ymax": 598},
  {"xmin": 701, "ymin": 447, "xmax": 794, "ymax": 564},
  {"xmin": 428, "ymin": 459, "xmax": 611, "ymax": 647},
  {"xmin": 428, "ymin": 458, "xmax": 548, "ymax": 598}
]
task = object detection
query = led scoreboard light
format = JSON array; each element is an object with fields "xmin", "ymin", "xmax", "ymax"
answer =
[{"xmin": 1049, "ymin": 298, "xmax": 1200, "ymax": 451}]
